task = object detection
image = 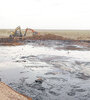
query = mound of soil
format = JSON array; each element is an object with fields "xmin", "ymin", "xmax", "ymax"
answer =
[
  {"xmin": 0, "ymin": 82, "xmax": 32, "ymax": 100},
  {"xmin": 29, "ymin": 34, "xmax": 65, "ymax": 40},
  {"xmin": 0, "ymin": 34, "xmax": 90, "ymax": 46},
  {"xmin": 0, "ymin": 34, "xmax": 66, "ymax": 46}
]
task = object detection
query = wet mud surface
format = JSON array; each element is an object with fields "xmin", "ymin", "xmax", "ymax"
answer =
[{"xmin": 0, "ymin": 40, "xmax": 90, "ymax": 100}]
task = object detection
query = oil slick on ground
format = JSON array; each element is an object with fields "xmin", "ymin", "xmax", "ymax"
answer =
[{"xmin": 0, "ymin": 40, "xmax": 90, "ymax": 100}]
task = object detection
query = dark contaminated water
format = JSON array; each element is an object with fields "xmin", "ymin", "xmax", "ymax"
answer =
[{"xmin": 0, "ymin": 40, "xmax": 90, "ymax": 100}]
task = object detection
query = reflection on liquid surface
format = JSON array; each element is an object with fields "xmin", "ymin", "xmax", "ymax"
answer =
[{"xmin": 0, "ymin": 40, "xmax": 90, "ymax": 100}]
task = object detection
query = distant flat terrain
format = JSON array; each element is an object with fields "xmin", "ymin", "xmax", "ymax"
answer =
[{"xmin": 0, "ymin": 29, "xmax": 90, "ymax": 40}]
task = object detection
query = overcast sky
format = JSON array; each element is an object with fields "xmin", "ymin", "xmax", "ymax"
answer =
[{"xmin": 0, "ymin": 0, "xmax": 90, "ymax": 29}]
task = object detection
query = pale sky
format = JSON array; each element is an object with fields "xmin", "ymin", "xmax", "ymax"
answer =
[{"xmin": 0, "ymin": 0, "xmax": 90, "ymax": 29}]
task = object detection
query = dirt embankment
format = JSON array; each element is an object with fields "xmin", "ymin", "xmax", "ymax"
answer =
[
  {"xmin": 0, "ymin": 34, "xmax": 90, "ymax": 46},
  {"xmin": 0, "ymin": 82, "xmax": 32, "ymax": 100},
  {"xmin": 0, "ymin": 34, "xmax": 66, "ymax": 46}
]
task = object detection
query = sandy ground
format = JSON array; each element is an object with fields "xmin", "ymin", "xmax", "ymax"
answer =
[
  {"xmin": 39, "ymin": 30, "xmax": 90, "ymax": 40},
  {"xmin": 0, "ymin": 29, "xmax": 90, "ymax": 40},
  {"xmin": 0, "ymin": 82, "xmax": 32, "ymax": 100}
]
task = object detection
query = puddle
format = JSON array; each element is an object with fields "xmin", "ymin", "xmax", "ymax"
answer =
[{"xmin": 0, "ymin": 40, "xmax": 90, "ymax": 100}]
